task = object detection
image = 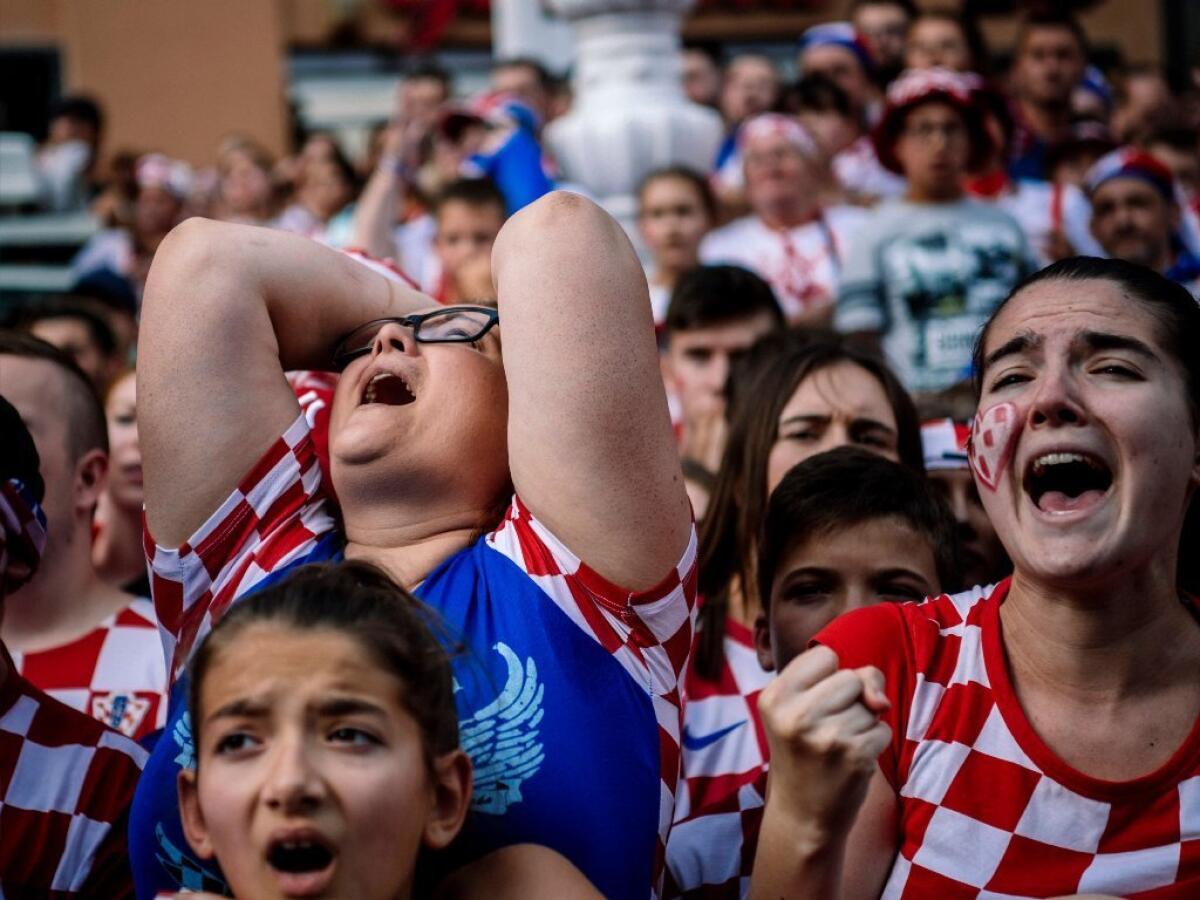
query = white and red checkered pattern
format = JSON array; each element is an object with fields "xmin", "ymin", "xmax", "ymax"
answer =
[
  {"xmin": 968, "ymin": 401, "xmax": 1019, "ymax": 492},
  {"xmin": 1, "ymin": 647, "xmax": 147, "ymax": 896},
  {"xmin": 816, "ymin": 580, "xmax": 1200, "ymax": 898},
  {"xmin": 12, "ymin": 598, "xmax": 168, "ymax": 741},
  {"xmin": 487, "ymin": 495, "xmax": 699, "ymax": 895},
  {"xmin": 677, "ymin": 618, "xmax": 773, "ymax": 823},
  {"xmin": 737, "ymin": 114, "xmax": 818, "ymax": 158},
  {"xmin": 144, "ymin": 415, "xmax": 699, "ymax": 897},
  {"xmin": 665, "ymin": 770, "xmax": 765, "ymax": 899},
  {"xmin": 144, "ymin": 414, "xmax": 339, "ymax": 684}
]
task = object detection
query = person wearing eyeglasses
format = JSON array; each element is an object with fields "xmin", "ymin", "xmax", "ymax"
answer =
[
  {"xmin": 129, "ymin": 193, "xmax": 695, "ymax": 899},
  {"xmin": 835, "ymin": 68, "xmax": 1036, "ymax": 395}
]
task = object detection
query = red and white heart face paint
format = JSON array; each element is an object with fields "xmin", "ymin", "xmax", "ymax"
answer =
[{"xmin": 968, "ymin": 401, "xmax": 1022, "ymax": 492}]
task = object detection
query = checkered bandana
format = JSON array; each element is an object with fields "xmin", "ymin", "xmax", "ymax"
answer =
[{"xmin": 738, "ymin": 113, "xmax": 818, "ymax": 159}]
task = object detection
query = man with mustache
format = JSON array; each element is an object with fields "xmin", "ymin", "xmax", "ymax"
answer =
[{"xmin": 1087, "ymin": 148, "xmax": 1200, "ymax": 298}]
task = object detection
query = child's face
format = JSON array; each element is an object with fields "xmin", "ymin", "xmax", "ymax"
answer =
[
  {"xmin": 638, "ymin": 176, "xmax": 711, "ymax": 274},
  {"xmin": 435, "ymin": 201, "xmax": 505, "ymax": 281},
  {"xmin": 756, "ymin": 517, "xmax": 940, "ymax": 672},
  {"xmin": 893, "ymin": 100, "xmax": 970, "ymax": 197},
  {"xmin": 179, "ymin": 624, "xmax": 469, "ymax": 900}
]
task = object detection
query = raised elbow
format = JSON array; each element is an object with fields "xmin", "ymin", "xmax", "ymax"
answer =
[{"xmin": 142, "ymin": 218, "xmax": 242, "ymax": 316}]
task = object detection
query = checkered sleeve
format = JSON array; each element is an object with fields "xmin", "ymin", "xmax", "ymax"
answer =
[
  {"xmin": 664, "ymin": 774, "xmax": 765, "ymax": 899},
  {"xmin": 144, "ymin": 413, "xmax": 337, "ymax": 683},
  {"xmin": 486, "ymin": 495, "xmax": 699, "ymax": 895},
  {"xmin": 812, "ymin": 602, "xmax": 916, "ymax": 790},
  {"xmin": 0, "ymin": 671, "xmax": 147, "ymax": 896},
  {"xmin": 77, "ymin": 807, "xmax": 136, "ymax": 899}
]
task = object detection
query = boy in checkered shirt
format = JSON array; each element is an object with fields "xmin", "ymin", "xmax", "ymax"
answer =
[
  {"xmin": 0, "ymin": 334, "xmax": 167, "ymax": 741},
  {"xmin": 0, "ymin": 395, "xmax": 145, "ymax": 897},
  {"xmin": 666, "ymin": 447, "xmax": 955, "ymax": 898}
]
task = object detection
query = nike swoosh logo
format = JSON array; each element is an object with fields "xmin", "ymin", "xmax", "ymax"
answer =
[{"xmin": 682, "ymin": 719, "xmax": 747, "ymax": 751}]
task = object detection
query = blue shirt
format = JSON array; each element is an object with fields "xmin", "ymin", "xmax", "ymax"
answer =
[{"xmin": 129, "ymin": 420, "xmax": 695, "ymax": 899}]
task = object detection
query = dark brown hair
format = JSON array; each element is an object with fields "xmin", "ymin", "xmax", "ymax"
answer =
[
  {"xmin": 757, "ymin": 446, "xmax": 960, "ymax": 612},
  {"xmin": 694, "ymin": 331, "xmax": 923, "ymax": 679},
  {"xmin": 187, "ymin": 561, "xmax": 460, "ymax": 770}
]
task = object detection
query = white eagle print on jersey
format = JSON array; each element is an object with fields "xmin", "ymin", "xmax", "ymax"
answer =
[{"xmin": 458, "ymin": 642, "xmax": 546, "ymax": 816}]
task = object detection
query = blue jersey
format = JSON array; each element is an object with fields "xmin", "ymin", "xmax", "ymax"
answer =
[{"xmin": 131, "ymin": 416, "xmax": 697, "ymax": 898}]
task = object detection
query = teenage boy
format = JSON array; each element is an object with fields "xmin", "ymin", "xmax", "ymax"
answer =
[
  {"xmin": 660, "ymin": 266, "xmax": 783, "ymax": 517},
  {"xmin": 835, "ymin": 68, "xmax": 1033, "ymax": 394},
  {"xmin": 352, "ymin": 174, "xmax": 509, "ymax": 304},
  {"xmin": 427, "ymin": 177, "xmax": 508, "ymax": 304},
  {"xmin": 1086, "ymin": 147, "xmax": 1200, "ymax": 296},
  {"xmin": 664, "ymin": 447, "xmax": 958, "ymax": 898},
  {"xmin": 703, "ymin": 115, "xmax": 866, "ymax": 327}
]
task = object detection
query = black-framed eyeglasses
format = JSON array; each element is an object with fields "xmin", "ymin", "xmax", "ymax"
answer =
[{"xmin": 332, "ymin": 306, "xmax": 499, "ymax": 370}]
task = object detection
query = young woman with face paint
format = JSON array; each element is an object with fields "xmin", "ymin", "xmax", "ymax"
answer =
[{"xmin": 750, "ymin": 257, "xmax": 1200, "ymax": 900}]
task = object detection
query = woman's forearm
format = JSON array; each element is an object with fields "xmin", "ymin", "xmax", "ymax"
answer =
[
  {"xmin": 749, "ymin": 806, "xmax": 850, "ymax": 900},
  {"xmin": 149, "ymin": 218, "xmax": 432, "ymax": 372}
]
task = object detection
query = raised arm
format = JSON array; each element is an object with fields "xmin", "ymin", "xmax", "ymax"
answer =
[
  {"xmin": 491, "ymin": 192, "xmax": 691, "ymax": 590},
  {"xmin": 138, "ymin": 219, "xmax": 432, "ymax": 547},
  {"xmin": 749, "ymin": 646, "xmax": 894, "ymax": 900},
  {"xmin": 349, "ymin": 126, "xmax": 408, "ymax": 260}
]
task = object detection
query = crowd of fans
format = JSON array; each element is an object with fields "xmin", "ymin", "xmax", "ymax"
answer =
[{"xmin": 2, "ymin": 2, "xmax": 1200, "ymax": 897}]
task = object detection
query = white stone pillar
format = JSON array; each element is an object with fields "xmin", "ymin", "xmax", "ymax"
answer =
[
  {"xmin": 543, "ymin": 0, "xmax": 724, "ymax": 238},
  {"xmin": 491, "ymin": 0, "xmax": 576, "ymax": 75}
]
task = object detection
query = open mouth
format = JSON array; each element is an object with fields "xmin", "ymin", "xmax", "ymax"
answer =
[
  {"xmin": 267, "ymin": 835, "xmax": 336, "ymax": 874},
  {"xmin": 361, "ymin": 371, "xmax": 415, "ymax": 406},
  {"xmin": 266, "ymin": 832, "xmax": 337, "ymax": 896},
  {"xmin": 1023, "ymin": 451, "xmax": 1113, "ymax": 514}
]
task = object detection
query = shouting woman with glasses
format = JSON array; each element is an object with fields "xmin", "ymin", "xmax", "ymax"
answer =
[{"xmin": 130, "ymin": 193, "xmax": 695, "ymax": 898}]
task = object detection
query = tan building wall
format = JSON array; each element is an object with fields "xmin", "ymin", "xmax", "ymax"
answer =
[
  {"xmin": 0, "ymin": 0, "xmax": 1165, "ymax": 168},
  {"xmin": 1, "ymin": 0, "xmax": 288, "ymax": 166}
]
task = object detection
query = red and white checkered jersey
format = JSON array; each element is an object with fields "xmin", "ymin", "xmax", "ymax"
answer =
[
  {"xmin": 816, "ymin": 579, "xmax": 1200, "ymax": 898},
  {"xmin": 12, "ymin": 597, "xmax": 167, "ymax": 741},
  {"xmin": 144, "ymin": 414, "xmax": 338, "ymax": 685},
  {"xmin": 1, "ymin": 647, "xmax": 147, "ymax": 897},
  {"xmin": 699, "ymin": 206, "xmax": 866, "ymax": 321},
  {"xmin": 665, "ymin": 770, "xmax": 765, "ymax": 899},
  {"xmin": 677, "ymin": 617, "xmax": 773, "ymax": 822},
  {"xmin": 141, "ymin": 412, "xmax": 698, "ymax": 898}
]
